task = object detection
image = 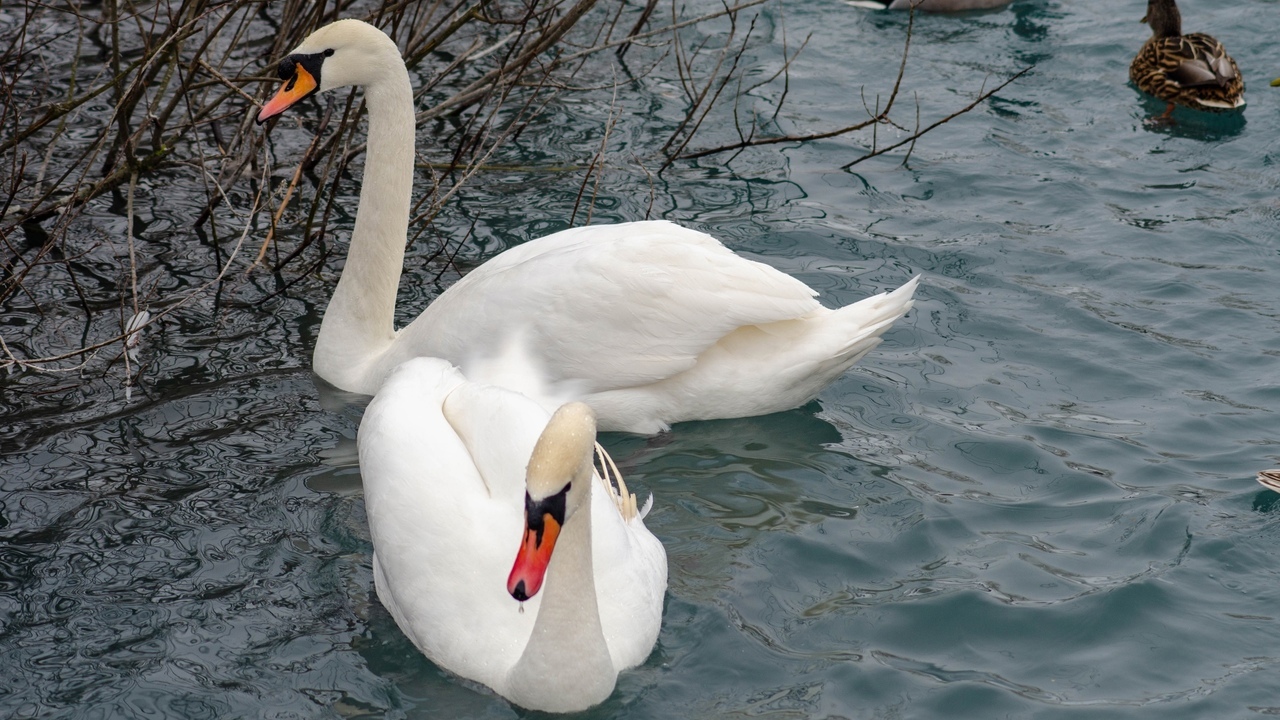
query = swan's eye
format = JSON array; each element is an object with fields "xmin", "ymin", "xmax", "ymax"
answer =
[{"xmin": 324, "ymin": 48, "xmax": 335, "ymax": 57}]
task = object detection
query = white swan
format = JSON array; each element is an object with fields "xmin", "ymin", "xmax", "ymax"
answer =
[
  {"xmin": 258, "ymin": 19, "xmax": 920, "ymax": 434},
  {"xmin": 844, "ymin": 0, "xmax": 1012, "ymax": 10},
  {"xmin": 359, "ymin": 357, "xmax": 667, "ymax": 712}
]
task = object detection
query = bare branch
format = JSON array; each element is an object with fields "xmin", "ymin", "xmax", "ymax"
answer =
[{"xmin": 841, "ymin": 67, "xmax": 1030, "ymax": 169}]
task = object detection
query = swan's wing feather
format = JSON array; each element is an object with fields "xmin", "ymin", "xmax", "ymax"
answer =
[
  {"xmin": 408, "ymin": 221, "xmax": 822, "ymax": 392},
  {"xmin": 360, "ymin": 358, "xmax": 475, "ymax": 507},
  {"xmin": 443, "ymin": 380, "xmax": 551, "ymax": 499},
  {"xmin": 588, "ymin": 480, "xmax": 667, "ymax": 671},
  {"xmin": 360, "ymin": 358, "xmax": 537, "ymax": 684}
]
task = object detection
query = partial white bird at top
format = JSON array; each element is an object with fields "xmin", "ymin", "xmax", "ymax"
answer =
[{"xmin": 256, "ymin": 19, "xmax": 920, "ymax": 434}]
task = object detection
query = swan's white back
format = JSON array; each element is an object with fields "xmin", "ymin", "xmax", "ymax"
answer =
[{"xmin": 378, "ymin": 221, "xmax": 922, "ymax": 433}]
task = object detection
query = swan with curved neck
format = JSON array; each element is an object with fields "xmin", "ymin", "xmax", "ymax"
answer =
[
  {"xmin": 359, "ymin": 357, "xmax": 667, "ymax": 712},
  {"xmin": 258, "ymin": 19, "xmax": 920, "ymax": 434}
]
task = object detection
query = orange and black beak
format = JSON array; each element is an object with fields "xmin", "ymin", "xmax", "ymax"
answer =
[
  {"xmin": 507, "ymin": 484, "xmax": 570, "ymax": 602},
  {"xmin": 256, "ymin": 52, "xmax": 326, "ymax": 124}
]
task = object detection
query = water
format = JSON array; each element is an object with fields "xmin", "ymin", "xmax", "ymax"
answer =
[{"xmin": 4, "ymin": 0, "xmax": 1280, "ymax": 717}]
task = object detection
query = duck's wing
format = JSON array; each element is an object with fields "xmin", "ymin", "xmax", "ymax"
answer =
[
  {"xmin": 1169, "ymin": 34, "xmax": 1239, "ymax": 88},
  {"xmin": 1131, "ymin": 34, "xmax": 1244, "ymax": 109}
]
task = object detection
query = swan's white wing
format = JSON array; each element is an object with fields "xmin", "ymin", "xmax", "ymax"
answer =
[
  {"xmin": 589, "ymin": 475, "xmax": 667, "ymax": 671},
  {"xmin": 397, "ymin": 221, "xmax": 822, "ymax": 392}
]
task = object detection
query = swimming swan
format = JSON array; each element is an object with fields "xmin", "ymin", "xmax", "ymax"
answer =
[
  {"xmin": 359, "ymin": 357, "xmax": 667, "ymax": 712},
  {"xmin": 844, "ymin": 0, "xmax": 1012, "ymax": 11},
  {"xmin": 258, "ymin": 19, "xmax": 920, "ymax": 434}
]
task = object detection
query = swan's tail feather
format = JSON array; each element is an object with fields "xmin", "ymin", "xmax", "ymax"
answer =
[
  {"xmin": 831, "ymin": 275, "xmax": 920, "ymax": 358},
  {"xmin": 638, "ymin": 493, "xmax": 654, "ymax": 520},
  {"xmin": 594, "ymin": 442, "xmax": 640, "ymax": 521},
  {"xmin": 859, "ymin": 275, "xmax": 921, "ymax": 321}
]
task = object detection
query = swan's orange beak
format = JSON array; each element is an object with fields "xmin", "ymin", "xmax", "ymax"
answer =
[
  {"xmin": 508, "ymin": 512, "xmax": 561, "ymax": 601},
  {"xmin": 508, "ymin": 490, "xmax": 566, "ymax": 602},
  {"xmin": 256, "ymin": 64, "xmax": 318, "ymax": 124}
]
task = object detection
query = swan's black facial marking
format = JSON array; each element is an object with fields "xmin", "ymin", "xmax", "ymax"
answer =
[
  {"xmin": 511, "ymin": 580, "xmax": 530, "ymax": 602},
  {"xmin": 256, "ymin": 50, "xmax": 332, "ymax": 124},
  {"xmin": 277, "ymin": 51, "xmax": 329, "ymax": 95},
  {"xmin": 507, "ymin": 482, "xmax": 571, "ymax": 602},
  {"xmin": 524, "ymin": 483, "xmax": 569, "ymax": 548}
]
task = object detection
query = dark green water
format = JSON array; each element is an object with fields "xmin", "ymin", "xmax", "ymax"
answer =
[{"xmin": 4, "ymin": 0, "xmax": 1279, "ymax": 717}]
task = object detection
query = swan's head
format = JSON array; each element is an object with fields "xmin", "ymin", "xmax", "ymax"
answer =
[
  {"xmin": 256, "ymin": 19, "xmax": 403, "ymax": 124},
  {"xmin": 507, "ymin": 402, "xmax": 597, "ymax": 602}
]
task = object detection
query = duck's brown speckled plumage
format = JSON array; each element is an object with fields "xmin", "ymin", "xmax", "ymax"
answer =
[{"xmin": 1129, "ymin": 0, "xmax": 1244, "ymax": 112}]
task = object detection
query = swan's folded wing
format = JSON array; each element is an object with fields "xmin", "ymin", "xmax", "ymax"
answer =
[
  {"xmin": 588, "ymin": 480, "xmax": 667, "ymax": 671},
  {"xmin": 360, "ymin": 359, "xmax": 491, "ymax": 523},
  {"xmin": 360, "ymin": 358, "xmax": 539, "ymax": 682},
  {"xmin": 409, "ymin": 220, "xmax": 822, "ymax": 392},
  {"xmin": 443, "ymin": 380, "xmax": 550, "ymax": 500}
]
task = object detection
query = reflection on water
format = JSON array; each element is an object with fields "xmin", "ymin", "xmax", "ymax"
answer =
[
  {"xmin": 1132, "ymin": 93, "xmax": 1249, "ymax": 140},
  {"xmin": 1251, "ymin": 490, "xmax": 1280, "ymax": 515},
  {"xmin": 5, "ymin": 0, "xmax": 1280, "ymax": 717}
]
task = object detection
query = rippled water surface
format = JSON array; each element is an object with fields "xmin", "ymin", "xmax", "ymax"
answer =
[{"xmin": 4, "ymin": 0, "xmax": 1280, "ymax": 717}]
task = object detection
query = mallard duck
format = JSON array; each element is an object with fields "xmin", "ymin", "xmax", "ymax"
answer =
[{"xmin": 1129, "ymin": 0, "xmax": 1244, "ymax": 117}]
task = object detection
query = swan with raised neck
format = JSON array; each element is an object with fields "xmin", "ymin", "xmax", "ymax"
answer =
[{"xmin": 258, "ymin": 19, "xmax": 414, "ymax": 390}]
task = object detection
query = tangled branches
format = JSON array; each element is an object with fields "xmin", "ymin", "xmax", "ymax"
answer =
[
  {"xmin": 0, "ymin": 0, "xmax": 672, "ymax": 381},
  {"xmin": 0, "ymin": 0, "xmax": 1025, "ymax": 398}
]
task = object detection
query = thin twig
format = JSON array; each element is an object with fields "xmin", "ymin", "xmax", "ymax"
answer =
[{"xmin": 841, "ymin": 67, "xmax": 1030, "ymax": 169}]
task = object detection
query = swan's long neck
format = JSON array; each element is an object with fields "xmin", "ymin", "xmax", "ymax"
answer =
[
  {"xmin": 313, "ymin": 67, "xmax": 416, "ymax": 392},
  {"xmin": 506, "ymin": 482, "xmax": 616, "ymax": 712}
]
